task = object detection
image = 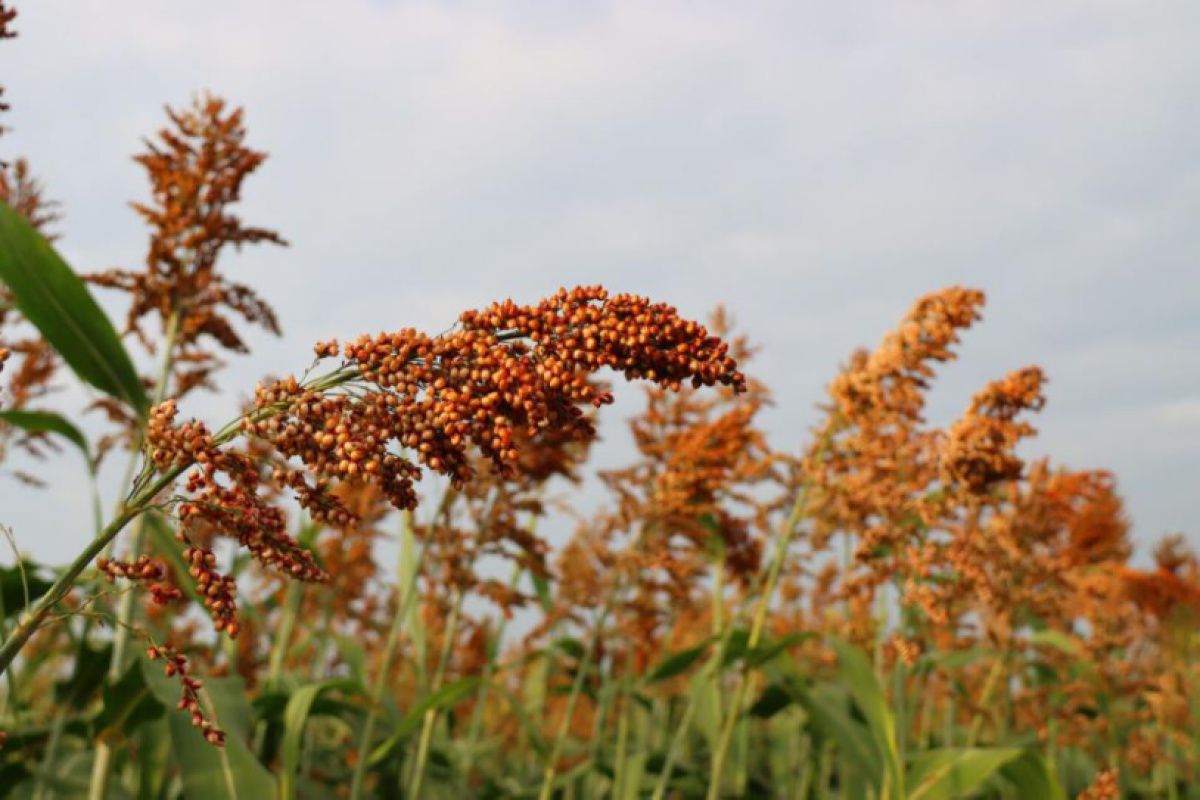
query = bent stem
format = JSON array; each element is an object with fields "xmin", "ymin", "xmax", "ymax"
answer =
[
  {"xmin": 0, "ymin": 465, "xmax": 184, "ymax": 678},
  {"xmin": 0, "ymin": 362, "xmax": 361, "ymax": 681}
]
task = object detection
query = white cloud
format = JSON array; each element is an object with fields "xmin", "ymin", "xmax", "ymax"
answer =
[
  {"xmin": 1158, "ymin": 399, "xmax": 1200, "ymax": 424},
  {"xmin": 2, "ymin": 0, "xmax": 1198, "ymax": 562}
]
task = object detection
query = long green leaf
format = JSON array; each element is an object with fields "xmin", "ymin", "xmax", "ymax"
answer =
[
  {"xmin": 829, "ymin": 636, "xmax": 903, "ymax": 797},
  {"xmin": 907, "ymin": 748, "xmax": 1023, "ymax": 800},
  {"xmin": 142, "ymin": 657, "xmax": 277, "ymax": 798},
  {"xmin": 0, "ymin": 201, "xmax": 148, "ymax": 416},
  {"xmin": 94, "ymin": 660, "xmax": 166, "ymax": 740},
  {"xmin": 280, "ymin": 679, "xmax": 359, "ymax": 799},
  {"xmin": 367, "ymin": 676, "xmax": 483, "ymax": 766},
  {"xmin": 646, "ymin": 640, "xmax": 711, "ymax": 684},
  {"xmin": 0, "ymin": 409, "xmax": 91, "ymax": 463},
  {"xmin": 999, "ymin": 749, "xmax": 1067, "ymax": 800}
]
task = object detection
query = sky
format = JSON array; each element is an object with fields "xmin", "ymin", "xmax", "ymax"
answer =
[{"xmin": 1, "ymin": 0, "xmax": 1197, "ymax": 568}]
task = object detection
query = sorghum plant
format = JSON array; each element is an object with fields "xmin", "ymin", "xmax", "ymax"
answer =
[{"xmin": 2, "ymin": 6, "xmax": 1199, "ymax": 800}]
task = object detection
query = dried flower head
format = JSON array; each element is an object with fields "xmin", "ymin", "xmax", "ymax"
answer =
[
  {"xmin": 941, "ymin": 366, "xmax": 1046, "ymax": 493},
  {"xmin": 87, "ymin": 94, "xmax": 285, "ymax": 396}
]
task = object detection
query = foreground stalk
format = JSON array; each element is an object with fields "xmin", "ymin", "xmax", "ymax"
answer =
[{"xmin": 0, "ymin": 365, "xmax": 361, "ymax": 679}]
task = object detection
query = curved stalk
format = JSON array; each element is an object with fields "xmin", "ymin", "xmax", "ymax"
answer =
[
  {"xmin": 459, "ymin": 563, "xmax": 523, "ymax": 790},
  {"xmin": 0, "ymin": 465, "xmax": 183, "ymax": 677},
  {"xmin": 0, "ymin": 363, "xmax": 361, "ymax": 679}
]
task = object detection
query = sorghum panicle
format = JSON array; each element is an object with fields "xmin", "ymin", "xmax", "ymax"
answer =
[{"xmin": 146, "ymin": 643, "xmax": 225, "ymax": 747}]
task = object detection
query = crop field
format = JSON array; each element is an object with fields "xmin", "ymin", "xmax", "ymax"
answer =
[{"xmin": 1, "ymin": 3, "xmax": 1197, "ymax": 799}]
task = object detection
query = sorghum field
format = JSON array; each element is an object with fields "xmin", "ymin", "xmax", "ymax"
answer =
[{"xmin": 1, "ymin": 4, "xmax": 1196, "ymax": 799}]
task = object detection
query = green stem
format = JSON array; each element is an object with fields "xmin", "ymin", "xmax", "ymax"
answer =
[
  {"xmin": 0, "ymin": 466, "xmax": 182, "ymax": 677},
  {"xmin": 539, "ymin": 587, "xmax": 616, "ymax": 800},
  {"xmin": 266, "ymin": 581, "xmax": 303, "ymax": 690},
  {"xmin": 0, "ymin": 362, "xmax": 359, "ymax": 682},
  {"xmin": 88, "ymin": 308, "xmax": 181, "ymax": 800},
  {"xmin": 459, "ymin": 564, "xmax": 523, "ymax": 790},
  {"xmin": 408, "ymin": 584, "xmax": 465, "ymax": 798},
  {"xmin": 348, "ymin": 510, "xmax": 423, "ymax": 800},
  {"xmin": 967, "ymin": 653, "xmax": 1006, "ymax": 747},
  {"xmin": 707, "ymin": 489, "xmax": 812, "ymax": 800},
  {"xmin": 613, "ymin": 647, "xmax": 634, "ymax": 799}
]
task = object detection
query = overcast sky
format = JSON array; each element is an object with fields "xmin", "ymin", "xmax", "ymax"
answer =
[{"xmin": 1, "ymin": 1, "xmax": 1197, "ymax": 568}]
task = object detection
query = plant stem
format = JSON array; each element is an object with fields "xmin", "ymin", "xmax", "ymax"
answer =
[
  {"xmin": 706, "ymin": 488, "xmax": 812, "ymax": 800},
  {"xmin": 0, "ymin": 465, "xmax": 183, "ymax": 677},
  {"xmin": 348, "ymin": 510, "xmax": 423, "ymax": 800},
  {"xmin": 459, "ymin": 564, "xmax": 523, "ymax": 791},
  {"xmin": 87, "ymin": 308, "xmax": 181, "ymax": 800},
  {"xmin": 408, "ymin": 584, "xmax": 465, "ymax": 798},
  {"xmin": 0, "ymin": 362, "xmax": 360, "ymax": 681},
  {"xmin": 613, "ymin": 647, "xmax": 634, "ymax": 799},
  {"xmin": 539, "ymin": 587, "xmax": 616, "ymax": 800}
]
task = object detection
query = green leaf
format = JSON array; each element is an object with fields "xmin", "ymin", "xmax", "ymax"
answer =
[
  {"xmin": 796, "ymin": 680, "xmax": 883, "ymax": 787},
  {"xmin": 95, "ymin": 659, "xmax": 166, "ymax": 740},
  {"xmin": 999, "ymin": 749, "xmax": 1067, "ymax": 800},
  {"xmin": 829, "ymin": 636, "xmax": 904, "ymax": 795},
  {"xmin": 0, "ymin": 409, "xmax": 91, "ymax": 464},
  {"xmin": 280, "ymin": 679, "xmax": 359, "ymax": 800},
  {"xmin": 720, "ymin": 628, "xmax": 752, "ymax": 666},
  {"xmin": 142, "ymin": 657, "xmax": 277, "ymax": 799},
  {"xmin": 0, "ymin": 201, "xmax": 148, "ymax": 416},
  {"xmin": 749, "ymin": 683, "xmax": 794, "ymax": 719},
  {"xmin": 53, "ymin": 640, "xmax": 112, "ymax": 709},
  {"xmin": 333, "ymin": 635, "xmax": 368, "ymax": 685},
  {"xmin": 0, "ymin": 560, "xmax": 53, "ymax": 619},
  {"xmin": 646, "ymin": 640, "xmax": 710, "ymax": 683},
  {"xmin": 554, "ymin": 637, "xmax": 585, "ymax": 660},
  {"xmin": 907, "ymin": 748, "xmax": 1024, "ymax": 800},
  {"xmin": 1030, "ymin": 629, "xmax": 1081, "ymax": 656},
  {"xmin": 745, "ymin": 632, "xmax": 816, "ymax": 667},
  {"xmin": 367, "ymin": 677, "xmax": 483, "ymax": 766}
]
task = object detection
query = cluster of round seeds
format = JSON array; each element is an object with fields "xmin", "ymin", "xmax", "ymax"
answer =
[
  {"xmin": 246, "ymin": 377, "xmax": 422, "ymax": 509},
  {"xmin": 97, "ymin": 554, "xmax": 162, "ymax": 582},
  {"xmin": 245, "ymin": 286, "xmax": 747, "ymax": 517},
  {"xmin": 146, "ymin": 643, "xmax": 225, "ymax": 746},
  {"xmin": 147, "ymin": 400, "xmax": 217, "ymax": 468},
  {"xmin": 179, "ymin": 458, "xmax": 326, "ymax": 584},
  {"xmin": 181, "ymin": 545, "xmax": 240, "ymax": 637},
  {"xmin": 96, "ymin": 555, "xmax": 182, "ymax": 605}
]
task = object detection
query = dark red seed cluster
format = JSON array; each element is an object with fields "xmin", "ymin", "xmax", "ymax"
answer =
[
  {"xmin": 146, "ymin": 643, "xmax": 225, "ymax": 746},
  {"xmin": 147, "ymin": 399, "xmax": 327, "ymax": 636},
  {"xmin": 181, "ymin": 545, "xmax": 240, "ymax": 637},
  {"xmin": 96, "ymin": 555, "xmax": 182, "ymax": 605}
]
